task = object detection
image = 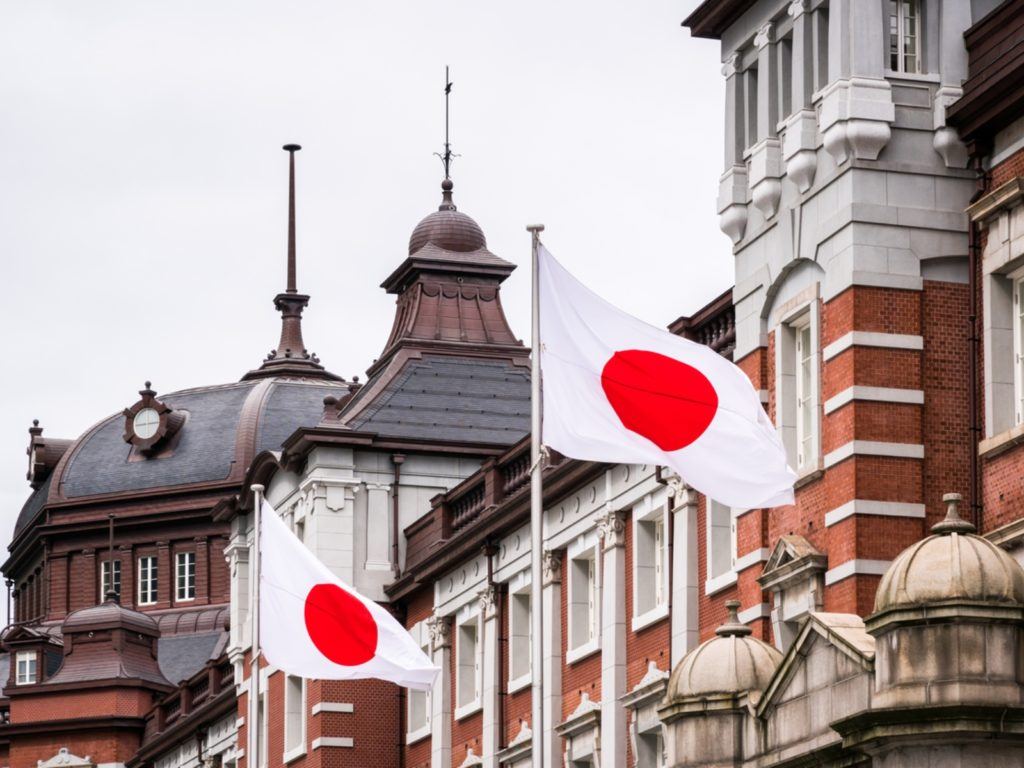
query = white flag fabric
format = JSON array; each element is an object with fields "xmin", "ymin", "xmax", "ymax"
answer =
[
  {"xmin": 259, "ymin": 500, "xmax": 439, "ymax": 690},
  {"xmin": 538, "ymin": 246, "xmax": 795, "ymax": 509}
]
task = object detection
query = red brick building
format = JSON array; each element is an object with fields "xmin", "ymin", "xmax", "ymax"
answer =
[{"xmin": 7, "ymin": 2, "xmax": 1024, "ymax": 767}]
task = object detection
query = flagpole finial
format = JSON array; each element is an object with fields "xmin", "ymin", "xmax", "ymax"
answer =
[{"xmin": 251, "ymin": 483, "xmax": 265, "ymax": 495}]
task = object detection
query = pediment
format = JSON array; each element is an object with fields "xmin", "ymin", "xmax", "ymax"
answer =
[
  {"xmin": 38, "ymin": 748, "xmax": 92, "ymax": 768},
  {"xmin": 759, "ymin": 534, "xmax": 827, "ymax": 590}
]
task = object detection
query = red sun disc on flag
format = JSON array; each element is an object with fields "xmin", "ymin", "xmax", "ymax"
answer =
[
  {"xmin": 601, "ymin": 349, "xmax": 718, "ymax": 451},
  {"xmin": 304, "ymin": 583, "xmax": 378, "ymax": 666}
]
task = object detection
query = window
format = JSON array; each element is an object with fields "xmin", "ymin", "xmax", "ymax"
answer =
[
  {"xmin": 15, "ymin": 651, "xmax": 36, "ymax": 685},
  {"xmin": 777, "ymin": 307, "xmax": 820, "ymax": 474},
  {"xmin": 778, "ymin": 34, "xmax": 793, "ymax": 119},
  {"xmin": 176, "ymin": 552, "xmax": 196, "ymax": 601},
  {"xmin": 407, "ymin": 621, "xmax": 432, "ymax": 740},
  {"xmin": 744, "ymin": 65, "xmax": 759, "ymax": 149},
  {"xmin": 138, "ymin": 556, "xmax": 158, "ymax": 605},
  {"xmin": 813, "ymin": 8, "xmax": 829, "ymax": 92},
  {"xmin": 705, "ymin": 499, "xmax": 737, "ymax": 594},
  {"xmin": 567, "ymin": 540, "xmax": 599, "ymax": 659},
  {"xmin": 455, "ymin": 610, "xmax": 481, "ymax": 715},
  {"xmin": 633, "ymin": 496, "xmax": 669, "ymax": 627},
  {"xmin": 1014, "ymin": 275, "xmax": 1024, "ymax": 425},
  {"xmin": 283, "ymin": 674, "xmax": 305, "ymax": 756},
  {"xmin": 132, "ymin": 407, "xmax": 161, "ymax": 439},
  {"xmin": 258, "ymin": 691, "xmax": 268, "ymax": 768},
  {"xmin": 295, "ymin": 519, "xmax": 305, "ymax": 543},
  {"xmin": 637, "ymin": 730, "xmax": 666, "ymax": 768},
  {"xmin": 889, "ymin": 0, "xmax": 921, "ymax": 74},
  {"xmin": 508, "ymin": 575, "xmax": 532, "ymax": 689},
  {"xmin": 101, "ymin": 559, "xmax": 121, "ymax": 600}
]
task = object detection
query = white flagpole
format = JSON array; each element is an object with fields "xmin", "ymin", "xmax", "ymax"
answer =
[
  {"xmin": 249, "ymin": 483, "xmax": 264, "ymax": 768},
  {"xmin": 526, "ymin": 223, "xmax": 545, "ymax": 766}
]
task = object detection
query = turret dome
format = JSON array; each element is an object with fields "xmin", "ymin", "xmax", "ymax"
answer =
[
  {"xmin": 873, "ymin": 493, "xmax": 1024, "ymax": 615},
  {"xmin": 408, "ymin": 180, "xmax": 487, "ymax": 254},
  {"xmin": 664, "ymin": 600, "xmax": 782, "ymax": 704}
]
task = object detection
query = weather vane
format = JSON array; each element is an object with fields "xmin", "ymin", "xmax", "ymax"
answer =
[{"xmin": 434, "ymin": 65, "xmax": 459, "ymax": 179}]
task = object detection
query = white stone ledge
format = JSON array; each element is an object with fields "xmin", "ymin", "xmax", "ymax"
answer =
[
  {"xmin": 824, "ymin": 500, "xmax": 926, "ymax": 527},
  {"xmin": 823, "ymin": 386, "xmax": 925, "ymax": 414},
  {"xmin": 734, "ymin": 547, "xmax": 769, "ymax": 572},
  {"xmin": 704, "ymin": 570, "xmax": 738, "ymax": 597},
  {"xmin": 312, "ymin": 737, "xmax": 354, "ymax": 749},
  {"xmin": 312, "ymin": 702, "xmax": 354, "ymax": 715},
  {"xmin": 823, "ymin": 332, "xmax": 924, "ymax": 361},
  {"xmin": 737, "ymin": 603, "xmax": 771, "ymax": 624},
  {"xmin": 823, "ymin": 441, "xmax": 924, "ymax": 468},
  {"xmin": 825, "ymin": 559, "xmax": 891, "ymax": 586}
]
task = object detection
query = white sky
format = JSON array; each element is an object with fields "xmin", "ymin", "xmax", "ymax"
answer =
[{"xmin": 0, "ymin": 1, "xmax": 726, "ymax": 562}]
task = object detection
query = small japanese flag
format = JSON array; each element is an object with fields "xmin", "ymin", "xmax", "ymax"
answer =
[
  {"xmin": 539, "ymin": 246, "xmax": 795, "ymax": 509},
  {"xmin": 259, "ymin": 500, "xmax": 438, "ymax": 690}
]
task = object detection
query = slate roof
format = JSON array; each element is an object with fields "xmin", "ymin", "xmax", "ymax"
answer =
[
  {"xmin": 158, "ymin": 631, "xmax": 226, "ymax": 685},
  {"xmin": 15, "ymin": 378, "xmax": 347, "ymax": 534},
  {"xmin": 344, "ymin": 356, "xmax": 530, "ymax": 444},
  {"xmin": 60, "ymin": 382, "xmax": 257, "ymax": 499}
]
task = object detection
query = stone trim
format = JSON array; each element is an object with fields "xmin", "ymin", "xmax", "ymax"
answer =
[
  {"xmin": 737, "ymin": 602, "xmax": 771, "ymax": 624},
  {"xmin": 311, "ymin": 702, "xmax": 354, "ymax": 715},
  {"xmin": 734, "ymin": 547, "xmax": 770, "ymax": 572},
  {"xmin": 823, "ymin": 441, "xmax": 924, "ymax": 468},
  {"xmin": 311, "ymin": 737, "xmax": 354, "ymax": 749},
  {"xmin": 824, "ymin": 559, "xmax": 891, "ymax": 586},
  {"xmin": 823, "ymin": 332, "xmax": 924, "ymax": 361},
  {"xmin": 967, "ymin": 177, "xmax": 1024, "ymax": 222},
  {"xmin": 824, "ymin": 500, "xmax": 926, "ymax": 527},
  {"xmin": 823, "ymin": 386, "xmax": 925, "ymax": 414}
]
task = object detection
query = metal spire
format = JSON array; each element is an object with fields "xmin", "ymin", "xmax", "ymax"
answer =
[
  {"xmin": 283, "ymin": 144, "xmax": 300, "ymax": 293},
  {"xmin": 435, "ymin": 66, "xmax": 459, "ymax": 180}
]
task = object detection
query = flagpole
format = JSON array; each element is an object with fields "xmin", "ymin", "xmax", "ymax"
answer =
[
  {"xmin": 249, "ymin": 483, "xmax": 264, "ymax": 768},
  {"xmin": 526, "ymin": 223, "xmax": 545, "ymax": 767}
]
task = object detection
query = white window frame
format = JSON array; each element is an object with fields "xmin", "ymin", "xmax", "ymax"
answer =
[
  {"xmin": 406, "ymin": 620, "xmax": 432, "ymax": 743},
  {"xmin": 454, "ymin": 604, "xmax": 482, "ymax": 719},
  {"xmin": 704, "ymin": 499, "xmax": 738, "ymax": 596},
  {"xmin": 15, "ymin": 651, "xmax": 36, "ymax": 685},
  {"xmin": 888, "ymin": 0, "xmax": 922, "ymax": 74},
  {"xmin": 566, "ymin": 533, "xmax": 600, "ymax": 664},
  {"xmin": 176, "ymin": 551, "xmax": 196, "ymax": 602},
  {"xmin": 632, "ymin": 495, "xmax": 670, "ymax": 632},
  {"xmin": 101, "ymin": 558, "xmax": 121, "ymax": 600},
  {"xmin": 1013, "ymin": 271, "xmax": 1024, "ymax": 427},
  {"xmin": 776, "ymin": 302, "xmax": 821, "ymax": 476},
  {"xmin": 282, "ymin": 673, "xmax": 307, "ymax": 762},
  {"xmin": 138, "ymin": 555, "xmax": 158, "ymax": 606},
  {"xmin": 507, "ymin": 569, "xmax": 533, "ymax": 693}
]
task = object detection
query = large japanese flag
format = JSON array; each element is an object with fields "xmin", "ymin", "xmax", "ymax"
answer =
[
  {"xmin": 259, "ymin": 500, "xmax": 438, "ymax": 690},
  {"xmin": 539, "ymin": 246, "xmax": 795, "ymax": 509}
]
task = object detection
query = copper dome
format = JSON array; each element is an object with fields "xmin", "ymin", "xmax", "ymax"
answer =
[{"xmin": 408, "ymin": 180, "xmax": 487, "ymax": 255}]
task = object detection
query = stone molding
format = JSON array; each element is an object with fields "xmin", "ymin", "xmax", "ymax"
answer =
[
  {"xmin": 428, "ymin": 613, "xmax": 451, "ymax": 652},
  {"xmin": 542, "ymin": 549, "xmax": 563, "ymax": 585},
  {"xmin": 597, "ymin": 509, "xmax": 626, "ymax": 550}
]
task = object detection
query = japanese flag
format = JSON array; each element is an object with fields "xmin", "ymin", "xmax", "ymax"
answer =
[
  {"xmin": 539, "ymin": 246, "xmax": 795, "ymax": 509},
  {"xmin": 259, "ymin": 500, "xmax": 438, "ymax": 690}
]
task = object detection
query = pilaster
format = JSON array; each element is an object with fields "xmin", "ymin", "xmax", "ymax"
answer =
[
  {"xmin": 783, "ymin": 0, "xmax": 817, "ymax": 192},
  {"xmin": 719, "ymin": 53, "xmax": 749, "ymax": 244},
  {"xmin": 598, "ymin": 510, "xmax": 626, "ymax": 767},
  {"xmin": 541, "ymin": 549, "xmax": 563, "ymax": 768},
  {"xmin": 428, "ymin": 613, "xmax": 453, "ymax": 768},
  {"xmin": 479, "ymin": 586, "xmax": 501, "ymax": 768},
  {"xmin": 668, "ymin": 480, "xmax": 700, "ymax": 666}
]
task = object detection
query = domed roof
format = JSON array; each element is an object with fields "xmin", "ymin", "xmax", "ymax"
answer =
[
  {"xmin": 408, "ymin": 180, "xmax": 487, "ymax": 255},
  {"xmin": 63, "ymin": 600, "xmax": 159, "ymax": 635},
  {"xmin": 873, "ymin": 494, "xmax": 1024, "ymax": 615},
  {"xmin": 665, "ymin": 600, "xmax": 782, "ymax": 703},
  {"xmin": 15, "ymin": 377, "xmax": 348, "ymax": 534}
]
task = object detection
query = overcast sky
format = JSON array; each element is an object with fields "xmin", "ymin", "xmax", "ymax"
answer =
[{"xmin": 0, "ymin": 1, "xmax": 725, "ymax": 562}]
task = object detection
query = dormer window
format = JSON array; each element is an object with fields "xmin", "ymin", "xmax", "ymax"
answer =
[
  {"xmin": 15, "ymin": 651, "xmax": 37, "ymax": 685},
  {"xmin": 122, "ymin": 382, "xmax": 185, "ymax": 456}
]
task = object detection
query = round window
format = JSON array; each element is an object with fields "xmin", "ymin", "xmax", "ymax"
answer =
[{"xmin": 133, "ymin": 408, "xmax": 161, "ymax": 440}]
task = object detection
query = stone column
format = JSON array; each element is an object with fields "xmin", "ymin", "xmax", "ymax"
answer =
[
  {"xmin": 718, "ymin": 53, "xmax": 749, "ymax": 245},
  {"xmin": 820, "ymin": 0, "xmax": 894, "ymax": 163},
  {"xmin": 933, "ymin": 0, "xmax": 971, "ymax": 167},
  {"xmin": 750, "ymin": 22, "xmax": 784, "ymax": 218},
  {"xmin": 479, "ymin": 586, "xmax": 501, "ymax": 768},
  {"xmin": 668, "ymin": 482, "xmax": 700, "ymax": 667},
  {"xmin": 225, "ymin": 530, "xmax": 250, "ymax": 662},
  {"xmin": 364, "ymin": 483, "xmax": 393, "ymax": 571},
  {"xmin": 597, "ymin": 510, "xmax": 626, "ymax": 768},
  {"xmin": 541, "ymin": 550, "xmax": 563, "ymax": 768},
  {"xmin": 783, "ymin": 0, "xmax": 819, "ymax": 192},
  {"xmin": 428, "ymin": 614, "xmax": 452, "ymax": 768}
]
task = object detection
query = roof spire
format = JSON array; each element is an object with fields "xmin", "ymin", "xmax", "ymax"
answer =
[
  {"xmin": 241, "ymin": 145, "xmax": 341, "ymax": 382},
  {"xmin": 434, "ymin": 66, "xmax": 460, "ymax": 212}
]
